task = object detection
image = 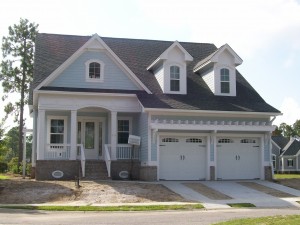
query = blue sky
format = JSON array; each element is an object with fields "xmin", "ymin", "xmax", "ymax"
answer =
[{"xmin": 0, "ymin": 0, "xmax": 300, "ymax": 127}]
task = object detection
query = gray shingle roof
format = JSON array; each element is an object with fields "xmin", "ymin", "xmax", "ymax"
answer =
[
  {"xmin": 272, "ymin": 136, "xmax": 289, "ymax": 149},
  {"xmin": 31, "ymin": 33, "xmax": 280, "ymax": 113},
  {"xmin": 282, "ymin": 139, "xmax": 300, "ymax": 156}
]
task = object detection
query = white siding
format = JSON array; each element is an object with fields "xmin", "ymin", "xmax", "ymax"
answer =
[
  {"xmin": 153, "ymin": 64, "xmax": 164, "ymax": 92},
  {"xmin": 201, "ymin": 67, "xmax": 215, "ymax": 93}
]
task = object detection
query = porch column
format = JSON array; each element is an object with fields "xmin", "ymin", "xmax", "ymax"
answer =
[
  {"xmin": 110, "ymin": 111, "xmax": 117, "ymax": 160},
  {"xmin": 37, "ymin": 109, "xmax": 45, "ymax": 160},
  {"xmin": 32, "ymin": 109, "xmax": 37, "ymax": 167},
  {"xmin": 70, "ymin": 110, "xmax": 77, "ymax": 160}
]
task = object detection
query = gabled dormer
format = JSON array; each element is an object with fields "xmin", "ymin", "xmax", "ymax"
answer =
[
  {"xmin": 147, "ymin": 41, "xmax": 193, "ymax": 94},
  {"xmin": 193, "ymin": 44, "xmax": 243, "ymax": 96}
]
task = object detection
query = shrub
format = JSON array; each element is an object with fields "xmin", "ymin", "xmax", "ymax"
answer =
[
  {"xmin": 7, "ymin": 157, "xmax": 19, "ymax": 174},
  {"xmin": 0, "ymin": 162, "xmax": 8, "ymax": 172}
]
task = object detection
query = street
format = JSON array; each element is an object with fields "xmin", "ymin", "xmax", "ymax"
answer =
[{"xmin": 0, "ymin": 208, "xmax": 299, "ymax": 225}]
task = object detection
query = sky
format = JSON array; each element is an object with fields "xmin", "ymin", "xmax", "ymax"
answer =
[{"xmin": 0, "ymin": 0, "xmax": 300, "ymax": 129}]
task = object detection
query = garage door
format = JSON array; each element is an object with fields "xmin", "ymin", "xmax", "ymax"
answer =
[
  {"xmin": 217, "ymin": 137, "xmax": 261, "ymax": 180},
  {"xmin": 159, "ymin": 136, "xmax": 206, "ymax": 180}
]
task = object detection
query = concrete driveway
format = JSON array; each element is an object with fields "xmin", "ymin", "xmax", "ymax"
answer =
[{"xmin": 161, "ymin": 180, "xmax": 300, "ymax": 209}]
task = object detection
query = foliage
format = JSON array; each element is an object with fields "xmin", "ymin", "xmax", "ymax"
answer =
[
  {"xmin": 0, "ymin": 174, "xmax": 9, "ymax": 180},
  {"xmin": 0, "ymin": 162, "xmax": 8, "ymax": 172},
  {"xmin": 274, "ymin": 119, "xmax": 300, "ymax": 138},
  {"xmin": 227, "ymin": 203, "xmax": 255, "ymax": 208},
  {"xmin": 7, "ymin": 157, "xmax": 19, "ymax": 173},
  {"xmin": 0, "ymin": 18, "xmax": 38, "ymax": 168}
]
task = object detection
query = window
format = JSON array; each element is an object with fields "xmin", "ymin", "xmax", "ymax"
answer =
[
  {"xmin": 272, "ymin": 155, "xmax": 276, "ymax": 169},
  {"xmin": 48, "ymin": 117, "xmax": 67, "ymax": 144},
  {"xmin": 170, "ymin": 66, "xmax": 180, "ymax": 91},
  {"xmin": 85, "ymin": 59, "xmax": 104, "ymax": 82},
  {"xmin": 220, "ymin": 68, "xmax": 230, "ymax": 93},
  {"xmin": 287, "ymin": 159, "xmax": 294, "ymax": 167},
  {"xmin": 218, "ymin": 138, "xmax": 234, "ymax": 143},
  {"xmin": 118, "ymin": 120, "xmax": 130, "ymax": 144},
  {"xmin": 162, "ymin": 138, "xmax": 179, "ymax": 143},
  {"xmin": 241, "ymin": 139, "xmax": 256, "ymax": 143},
  {"xmin": 89, "ymin": 62, "xmax": 100, "ymax": 79},
  {"xmin": 186, "ymin": 138, "xmax": 202, "ymax": 143}
]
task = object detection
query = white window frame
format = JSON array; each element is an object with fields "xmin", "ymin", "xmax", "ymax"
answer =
[
  {"xmin": 47, "ymin": 116, "xmax": 68, "ymax": 144},
  {"xmin": 272, "ymin": 154, "xmax": 276, "ymax": 170},
  {"xmin": 117, "ymin": 117, "xmax": 132, "ymax": 144},
  {"xmin": 287, "ymin": 158, "xmax": 294, "ymax": 167},
  {"xmin": 220, "ymin": 68, "xmax": 230, "ymax": 94},
  {"xmin": 170, "ymin": 65, "xmax": 180, "ymax": 92},
  {"xmin": 85, "ymin": 59, "xmax": 105, "ymax": 82}
]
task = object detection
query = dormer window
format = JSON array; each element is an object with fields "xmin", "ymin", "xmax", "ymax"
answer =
[
  {"xmin": 220, "ymin": 68, "xmax": 230, "ymax": 93},
  {"xmin": 85, "ymin": 59, "xmax": 104, "ymax": 82},
  {"xmin": 170, "ymin": 66, "xmax": 180, "ymax": 91}
]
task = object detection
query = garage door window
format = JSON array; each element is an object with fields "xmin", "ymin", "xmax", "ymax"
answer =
[
  {"xmin": 186, "ymin": 138, "xmax": 202, "ymax": 143},
  {"xmin": 241, "ymin": 139, "xmax": 256, "ymax": 143},
  {"xmin": 218, "ymin": 138, "xmax": 233, "ymax": 143},
  {"xmin": 162, "ymin": 138, "xmax": 179, "ymax": 142}
]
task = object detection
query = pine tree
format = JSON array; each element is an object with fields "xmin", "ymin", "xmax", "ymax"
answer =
[{"xmin": 0, "ymin": 18, "xmax": 38, "ymax": 170}]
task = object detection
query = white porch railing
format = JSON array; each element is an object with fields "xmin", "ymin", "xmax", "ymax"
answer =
[
  {"xmin": 104, "ymin": 144, "xmax": 111, "ymax": 178},
  {"xmin": 45, "ymin": 144, "xmax": 71, "ymax": 159},
  {"xmin": 77, "ymin": 144, "xmax": 86, "ymax": 177},
  {"xmin": 106, "ymin": 144, "xmax": 140, "ymax": 160}
]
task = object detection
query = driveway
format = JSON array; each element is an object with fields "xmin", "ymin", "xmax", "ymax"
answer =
[{"xmin": 161, "ymin": 180, "xmax": 300, "ymax": 209}]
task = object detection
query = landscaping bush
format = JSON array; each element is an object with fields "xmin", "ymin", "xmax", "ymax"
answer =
[
  {"xmin": 0, "ymin": 162, "xmax": 8, "ymax": 172},
  {"xmin": 19, "ymin": 162, "xmax": 31, "ymax": 176},
  {"xmin": 7, "ymin": 157, "xmax": 19, "ymax": 174}
]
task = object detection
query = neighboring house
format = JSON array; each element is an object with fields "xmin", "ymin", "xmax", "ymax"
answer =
[
  {"xmin": 30, "ymin": 33, "xmax": 281, "ymax": 181},
  {"xmin": 271, "ymin": 135, "xmax": 289, "ymax": 172},
  {"xmin": 278, "ymin": 138, "xmax": 300, "ymax": 173}
]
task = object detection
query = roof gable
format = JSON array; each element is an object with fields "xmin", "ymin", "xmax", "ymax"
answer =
[
  {"xmin": 34, "ymin": 34, "xmax": 151, "ymax": 93},
  {"xmin": 282, "ymin": 139, "xmax": 300, "ymax": 156},
  {"xmin": 147, "ymin": 41, "xmax": 193, "ymax": 70}
]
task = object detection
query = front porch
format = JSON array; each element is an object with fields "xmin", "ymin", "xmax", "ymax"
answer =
[{"xmin": 33, "ymin": 104, "xmax": 143, "ymax": 180}]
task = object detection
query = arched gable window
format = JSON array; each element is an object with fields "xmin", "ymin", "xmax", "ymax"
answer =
[
  {"xmin": 85, "ymin": 59, "xmax": 105, "ymax": 82},
  {"xmin": 89, "ymin": 62, "xmax": 101, "ymax": 79},
  {"xmin": 170, "ymin": 65, "xmax": 180, "ymax": 91},
  {"xmin": 220, "ymin": 68, "xmax": 230, "ymax": 93}
]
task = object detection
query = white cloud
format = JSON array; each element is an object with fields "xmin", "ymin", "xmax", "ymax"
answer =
[
  {"xmin": 274, "ymin": 97, "xmax": 300, "ymax": 125},
  {"xmin": 138, "ymin": 0, "xmax": 300, "ymax": 58}
]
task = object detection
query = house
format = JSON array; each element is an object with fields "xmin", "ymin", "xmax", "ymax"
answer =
[
  {"xmin": 29, "ymin": 33, "xmax": 281, "ymax": 181},
  {"xmin": 278, "ymin": 137, "xmax": 300, "ymax": 173},
  {"xmin": 271, "ymin": 135, "xmax": 289, "ymax": 172}
]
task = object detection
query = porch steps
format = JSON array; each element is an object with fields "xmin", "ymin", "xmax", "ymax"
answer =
[{"xmin": 82, "ymin": 160, "xmax": 110, "ymax": 180}]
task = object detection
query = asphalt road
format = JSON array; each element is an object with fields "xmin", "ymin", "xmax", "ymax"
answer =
[{"xmin": 0, "ymin": 208, "xmax": 300, "ymax": 225}]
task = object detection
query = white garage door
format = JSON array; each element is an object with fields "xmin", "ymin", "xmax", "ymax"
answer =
[
  {"xmin": 217, "ymin": 137, "xmax": 261, "ymax": 180},
  {"xmin": 159, "ymin": 136, "xmax": 206, "ymax": 180}
]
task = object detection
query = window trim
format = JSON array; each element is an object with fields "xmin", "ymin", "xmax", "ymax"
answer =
[
  {"xmin": 220, "ymin": 68, "xmax": 230, "ymax": 94},
  {"xmin": 287, "ymin": 158, "xmax": 294, "ymax": 167},
  {"xmin": 169, "ymin": 65, "xmax": 180, "ymax": 92},
  {"xmin": 47, "ymin": 116, "xmax": 68, "ymax": 144},
  {"xmin": 85, "ymin": 59, "xmax": 105, "ymax": 82},
  {"xmin": 117, "ymin": 117, "xmax": 132, "ymax": 144}
]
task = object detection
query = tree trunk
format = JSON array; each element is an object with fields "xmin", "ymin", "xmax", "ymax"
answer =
[{"xmin": 17, "ymin": 39, "xmax": 27, "ymax": 172}]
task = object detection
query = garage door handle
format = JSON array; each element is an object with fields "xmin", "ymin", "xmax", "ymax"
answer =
[
  {"xmin": 238, "ymin": 155, "xmax": 240, "ymax": 160},
  {"xmin": 183, "ymin": 155, "xmax": 185, "ymax": 160}
]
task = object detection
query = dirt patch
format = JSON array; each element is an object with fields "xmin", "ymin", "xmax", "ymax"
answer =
[
  {"xmin": 274, "ymin": 179, "xmax": 300, "ymax": 191},
  {"xmin": 238, "ymin": 182, "xmax": 297, "ymax": 198},
  {"xmin": 0, "ymin": 177, "xmax": 186, "ymax": 204},
  {"xmin": 183, "ymin": 183, "xmax": 232, "ymax": 200}
]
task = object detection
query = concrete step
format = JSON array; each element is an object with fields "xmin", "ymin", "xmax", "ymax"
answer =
[{"xmin": 81, "ymin": 160, "xmax": 110, "ymax": 180}]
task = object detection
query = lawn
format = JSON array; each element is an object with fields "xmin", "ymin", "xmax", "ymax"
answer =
[
  {"xmin": 0, "ymin": 173, "xmax": 9, "ymax": 180},
  {"xmin": 274, "ymin": 174, "xmax": 300, "ymax": 179},
  {"xmin": 215, "ymin": 215, "xmax": 300, "ymax": 225}
]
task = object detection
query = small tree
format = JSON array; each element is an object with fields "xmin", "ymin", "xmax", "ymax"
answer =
[{"xmin": 0, "ymin": 18, "xmax": 38, "ymax": 170}]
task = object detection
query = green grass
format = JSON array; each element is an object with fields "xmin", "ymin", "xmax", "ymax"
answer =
[
  {"xmin": 274, "ymin": 174, "xmax": 300, "ymax": 179},
  {"xmin": 0, "ymin": 204, "xmax": 204, "ymax": 211},
  {"xmin": 227, "ymin": 203, "xmax": 255, "ymax": 208},
  {"xmin": 0, "ymin": 174, "xmax": 9, "ymax": 180},
  {"xmin": 214, "ymin": 215, "xmax": 300, "ymax": 225}
]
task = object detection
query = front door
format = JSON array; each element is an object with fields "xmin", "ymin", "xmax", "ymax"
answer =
[{"xmin": 77, "ymin": 119, "xmax": 103, "ymax": 160}]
